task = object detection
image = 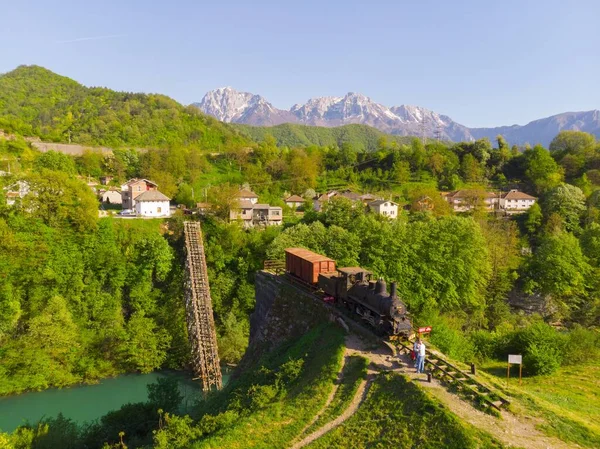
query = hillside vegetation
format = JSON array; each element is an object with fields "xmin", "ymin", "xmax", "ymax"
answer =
[
  {"xmin": 0, "ymin": 65, "xmax": 249, "ymax": 150},
  {"xmin": 234, "ymin": 122, "xmax": 414, "ymax": 152}
]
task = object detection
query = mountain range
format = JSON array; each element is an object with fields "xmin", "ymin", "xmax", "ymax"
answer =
[{"xmin": 194, "ymin": 87, "xmax": 600, "ymax": 147}]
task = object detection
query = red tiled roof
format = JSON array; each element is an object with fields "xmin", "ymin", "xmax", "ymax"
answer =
[{"xmin": 502, "ymin": 190, "xmax": 537, "ymax": 200}]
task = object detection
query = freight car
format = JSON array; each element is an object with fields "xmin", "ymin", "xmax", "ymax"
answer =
[
  {"xmin": 285, "ymin": 248, "xmax": 336, "ymax": 284},
  {"xmin": 284, "ymin": 248, "xmax": 411, "ymax": 338}
]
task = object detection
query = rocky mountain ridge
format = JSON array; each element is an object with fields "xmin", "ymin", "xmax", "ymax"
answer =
[{"xmin": 193, "ymin": 87, "xmax": 600, "ymax": 146}]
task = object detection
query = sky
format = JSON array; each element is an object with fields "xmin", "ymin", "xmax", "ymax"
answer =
[{"xmin": 1, "ymin": 0, "xmax": 599, "ymax": 127}]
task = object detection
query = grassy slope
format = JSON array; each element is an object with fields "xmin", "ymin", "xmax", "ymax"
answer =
[
  {"xmin": 302, "ymin": 355, "xmax": 368, "ymax": 435},
  {"xmin": 193, "ymin": 324, "xmax": 346, "ymax": 449},
  {"xmin": 305, "ymin": 373, "xmax": 504, "ymax": 449},
  {"xmin": 234, "ymin": 122, "xmax": 414, "ymax": 152},
  {"xmin": 482, "ymin": 362, "xmax": 600, "ymax": 448}
]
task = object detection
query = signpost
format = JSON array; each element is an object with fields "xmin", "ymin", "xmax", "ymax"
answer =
[{"xmin": 507, "ymin": 354, "xmax": 523, "ymax": 385}]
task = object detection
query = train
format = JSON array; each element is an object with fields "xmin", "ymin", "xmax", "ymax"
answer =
[{"xmin": 285, "ymin": 248, "xmax": 412, "ymax": 338}]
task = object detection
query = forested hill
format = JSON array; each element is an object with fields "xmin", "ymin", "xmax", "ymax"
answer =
[
  {"xmin": 234, "ymin": 122, "xmax": 414, "ymax": 152},
  {"xmin": 0, "ymin": 65, "xmax": 250, "ymax": 150}
]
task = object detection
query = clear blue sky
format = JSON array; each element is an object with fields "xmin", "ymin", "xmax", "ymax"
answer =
[{"xmin": 1, "ymin": 0, "xmax": 598, "ymax": 127}]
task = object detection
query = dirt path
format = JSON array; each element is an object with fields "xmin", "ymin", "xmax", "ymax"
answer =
[
  {"xmin": 344, "ymin": 334, "xmax": 574, "ymax": 449},
  {"xmin": 291, "ymin": 355, "xmax": 347, "ymax": 442},
  {"xmin": 289, "ymin": 376, "xmax": 373, "ymax": 449}
]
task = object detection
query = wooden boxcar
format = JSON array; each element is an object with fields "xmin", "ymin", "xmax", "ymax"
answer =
[{"xmin": 285, "ymin": 248, "xmax": 336, "ymax": 284}]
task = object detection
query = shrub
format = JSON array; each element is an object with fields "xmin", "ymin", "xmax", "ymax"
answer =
[
  {"xmin": 524, "ymin": 342, "xmax": 562, "ymax": 375},
  {"xmin": 563, "ymin": 326, "xmax": 600, "ymax": 365},
  {"xmin": 429, "ymin": 320, "xmax": 475, "ymax": 362}
]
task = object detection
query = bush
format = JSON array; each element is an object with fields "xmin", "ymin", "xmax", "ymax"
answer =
[
  {"xmin": 428, "ymin": 320, "xmax": 475, "ymax": 362},
  {"xmin": 563, "ymin": 326, "xmax": 600, "ymax": 365},
  {"xmin": 524, "ymin": 342, "xmax": 562, "ymax": 375}
]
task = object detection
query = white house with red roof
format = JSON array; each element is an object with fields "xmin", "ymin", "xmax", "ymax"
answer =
[{"xmin": 499, "ymin": 190, "xmax": 537, "ymax": 213}]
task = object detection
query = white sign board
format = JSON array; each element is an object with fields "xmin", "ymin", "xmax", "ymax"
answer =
[{"xmin": 508, "ymin": 354, "xmax": 522, "ymax": 364}]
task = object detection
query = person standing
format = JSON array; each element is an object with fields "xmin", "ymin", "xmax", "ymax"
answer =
[{"xmin": 417, "ymin": 339, "xmax": 426, "ymax": 374}]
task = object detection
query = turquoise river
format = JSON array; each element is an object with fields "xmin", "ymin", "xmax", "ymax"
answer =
[{"xmin": 0, "ymin": 370, "xmax": 230, "ymax": 433}]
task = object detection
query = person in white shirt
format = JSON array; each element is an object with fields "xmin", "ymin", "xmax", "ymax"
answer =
[{"xmin": 416, "ymin": 339, "xmax": 426, "ymax": 373}]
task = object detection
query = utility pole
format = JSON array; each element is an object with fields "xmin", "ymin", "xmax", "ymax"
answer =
[{"xmin": 434, "ymin": 123, "xmax": 442, "ymax": 142}]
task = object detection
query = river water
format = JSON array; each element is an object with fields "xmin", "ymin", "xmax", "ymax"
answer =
[{"xmin": 0, "ymin": 370, "xmax": 230, "ymax": 433}]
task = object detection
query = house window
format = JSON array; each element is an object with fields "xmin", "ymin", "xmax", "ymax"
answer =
[{"xmin": 157, "ymin": 207, "xmax": 162, "ymax": 213}]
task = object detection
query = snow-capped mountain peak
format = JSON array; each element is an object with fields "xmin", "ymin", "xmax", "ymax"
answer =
[{"xmin": 192, "ymin": 88, "xmax": 600, "ymax": 145}]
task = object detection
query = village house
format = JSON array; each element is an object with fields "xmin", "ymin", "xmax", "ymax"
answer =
[
  {"xmin": 237, "ymin": 188, "xmax": 259, "ymax": 204},
  {"xmin": 230, "ymin": 201, "xmax": 282, "ymax": 227},
  {"xmin": 444, "ymin": 190, "xmax": 499, "ymax": 212},
  {"xmin": 359, "ymin": 193, "xmax": 379, "ymax": 205},
  {"xmin": 134, "ymin": 190, "xmax": 171, "ymax": 217},
  {"xmin": 284, "ymin": 195, "xmax": 304, "ymax": 209},
  {"xmin": 4, "ymin": 180, "xmax": 30, "ymax": 206},
  {"xmin": 368, "ymin": 200, "xmax": 399, "ymax": 219},
  {"xmin": 252, "ymin": 204, "xmax": 283, "ymax": 226},
  {"xmin": 196, "ymin": 202, "xmax": 211, "ymax": 215},
  {"xmin": 100, "ymin": 189, "xmax": 122, "ymax": 205},
  {"xmin": 121, "ymin": 178, "xmax": 159, "ymax": 210},
  {"xmin": 499, "ymin": 190, "xmax": 537, "ymax": 213},
  {"xmin": 313, "ymin": 190, "xmax": 369, "ymax": 211},
  {"xmin": 413, "ymin": 196, "xmax": 434, "ymax": 212},
  {"xmin": 229, "ymin": 200, "xmax": 255, "ymax": 226}
]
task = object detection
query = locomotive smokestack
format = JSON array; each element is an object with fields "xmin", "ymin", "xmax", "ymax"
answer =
[
  {"xmin": 375, "ymin": 278, "xmax": 386, "ymax": 295},
  {"xmin": 390, "ymin": 282, "xmax": 397, "ymax": 298}
]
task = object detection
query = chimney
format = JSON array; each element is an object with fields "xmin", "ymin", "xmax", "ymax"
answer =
[{"xmin": 390, "ymin": 282, "xmax": 397, "ymax": 298}]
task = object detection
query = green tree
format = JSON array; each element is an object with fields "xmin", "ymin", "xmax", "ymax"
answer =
[
  {"xmin": 460, "ymin": 153, "xmax": 483, "ymax": 182},
  {"xmin": 543, "ymin": 183, "xmax": 586, "ymax": 233},
  {"xmin": 523, "ymin": 145, "xmax": 563, "ymax": 193},
  {"xmin": 34, "ymin": 150, "xmax": 77, "ymax": 174},
  {"xmin": 525, "ymin": 232, "xmax": 591, "ymax": 314},
  {"xmin": 122, "ymin": 313, "xmax": 171, "ymax": 373},
  {"xmin": 21, "ymin": 171, "xmax": 98, "ymax": 232},
  {"xmin": 525, "ymin": 202, "xmax": 543, "ymax": 234},
  {"xmin": 549, "ymin": 130, "xmax": 596, "ymax": 155}
]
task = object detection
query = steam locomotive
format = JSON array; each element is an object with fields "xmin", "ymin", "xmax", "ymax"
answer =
[{"xmin": 285, "ymin": 248, "xmax": 412, "ymax": 338}]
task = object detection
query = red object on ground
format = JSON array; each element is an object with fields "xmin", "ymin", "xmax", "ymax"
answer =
[
  {"xmin": 323, "ymin": 295, "xmax": 336, "ymax": 303},
  {"xmin": 285, "ymin": 248, "xmax": 336, "ymax": 284},
  {"xmin": 418, "ymin": 326, "xmax": 432, "ymax": 333}
]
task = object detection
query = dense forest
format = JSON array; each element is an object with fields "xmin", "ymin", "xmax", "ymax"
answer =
[
  {"xmin": 1, "ymin": 65, "xmax": 600, "ymax": 448},
  {"xmin": 234, "ymin": 122, "xmax": 414, "ymax": 152},
  {"xmin": 0, "ymin": 65, "xmax": 249, "ymax": 150}
]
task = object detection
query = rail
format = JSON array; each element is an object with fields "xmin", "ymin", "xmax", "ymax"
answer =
[
  {"xmin": 264, "ymin": 259, "xmax": 285, "ymax": 274},
  {"xmin": 395, "ymin": 340, "xmax": 510, "ymax": 411},
  {"xmin": 183, "ymin": 221, "xmax": 222, "ymax": 392}
]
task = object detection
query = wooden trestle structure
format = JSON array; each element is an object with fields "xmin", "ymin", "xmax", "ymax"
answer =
[{"xmin": 183, "ymin": 221, "xmax": 222, "ymax": 392}]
